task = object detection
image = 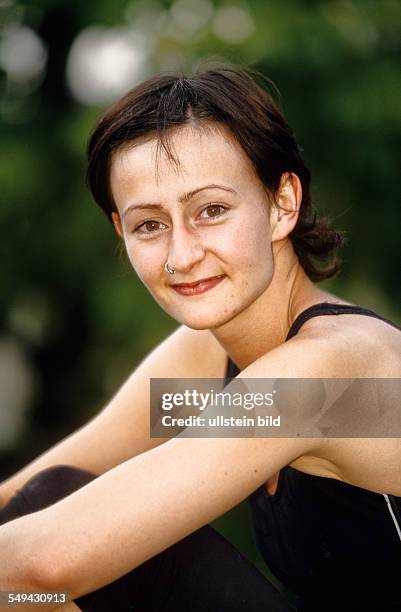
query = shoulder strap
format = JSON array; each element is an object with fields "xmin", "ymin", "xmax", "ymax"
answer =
[
  {"xmin": 225, "ymin": 301, "xmax": 401, "ymax": 379},
  {"xmin": 285, "ymin": 301, "xmax": 401, "ymax": 341}
]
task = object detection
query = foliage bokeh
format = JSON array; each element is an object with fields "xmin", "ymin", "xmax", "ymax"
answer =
[{"xmin": 1, "ymin": 0, "xmax": 400, "ymax": 575}]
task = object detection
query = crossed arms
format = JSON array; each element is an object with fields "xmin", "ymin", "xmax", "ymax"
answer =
[{"xmin": 0, "ymin": 328, "xmax": 329, "ymax": 608}]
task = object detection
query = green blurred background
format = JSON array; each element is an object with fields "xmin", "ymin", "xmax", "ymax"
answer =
[{"xmin": 1, "ymin": 0, "xmax": 400, "ymax": 577}]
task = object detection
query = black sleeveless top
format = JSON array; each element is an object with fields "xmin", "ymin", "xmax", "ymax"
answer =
[{"xmin": 225, "ymin": 302, "xmax": 401, "ymax": 612}]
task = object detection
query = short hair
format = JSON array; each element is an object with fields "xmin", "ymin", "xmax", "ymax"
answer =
[{"xmin": 87, "ymin": 64, "xmax": 344, "ymax": 282}]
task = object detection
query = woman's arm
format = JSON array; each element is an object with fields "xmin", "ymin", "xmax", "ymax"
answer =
[
  {"xmin": 1, "ymin": 435, "xmax": 318, "ymax": 606},
  {"xmin": 0, "ymin": 337, "xmax": 330, "ymax": 603},
  {"xmin": 0, "ymin": 325, "xmax": 226, "ymax": 508}
]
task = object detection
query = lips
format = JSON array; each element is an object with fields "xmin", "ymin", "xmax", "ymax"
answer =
[{"xmin": 170, "ymin": 274, "xmax": 226, "ymax": 296}]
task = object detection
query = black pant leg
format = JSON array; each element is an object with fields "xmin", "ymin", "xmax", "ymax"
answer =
[
  {"xmin": 0, "ymin": 464, "xmax": 98, "ymax": 525},
  {"xmin": 76, "ymin": 523, "xmax": 295, "ymax": 612}
]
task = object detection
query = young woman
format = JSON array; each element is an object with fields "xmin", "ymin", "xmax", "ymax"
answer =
[{"xmin": 0, "ymin": 66, "xmax": 400, "ymax": 612}]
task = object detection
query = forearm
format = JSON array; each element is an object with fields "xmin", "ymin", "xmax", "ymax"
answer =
[
  {"xmin": 0, "ymin": 412, "xmax": 145, "ymax": 507},
  {"xmin": 0, "ymin": 515, "xmax": 52, "ymax": 612},
  {"xmin": 0, "ymin": 327, "xmax": 205, "ymax": 510},
  {"xmin": 0, "ymin": 399, "xmax": 167, "ymax": 509},
  {"xmin": 24, "ymin": 435, "xmax": 314, "ymax": 600}
]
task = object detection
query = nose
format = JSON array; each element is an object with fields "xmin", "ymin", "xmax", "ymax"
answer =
[{"xmin": 166, "ymin": 222, "xmax": 205, "ymax": 274}]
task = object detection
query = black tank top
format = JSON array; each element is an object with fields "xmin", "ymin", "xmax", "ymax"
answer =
[{"xmin": 225, "ymin": 302, "xmax": 401, "ymax": 612}]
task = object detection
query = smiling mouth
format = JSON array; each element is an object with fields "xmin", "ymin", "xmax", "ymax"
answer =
[{"xmin": 170, "ymin": 275, "xmax": 226, "ymax": 296}]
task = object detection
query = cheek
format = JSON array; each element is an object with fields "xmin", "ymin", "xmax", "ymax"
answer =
[
  {"xmin": 235, "ymin": 216, "xmax": 274, "ymax": 291},
  {"xmin": 125, "ymin": 242, "xmax": 162, "ymax": 286},
  {"xmin": 230, "ymin": 214, "xmax": 272, "ymax": 264}
]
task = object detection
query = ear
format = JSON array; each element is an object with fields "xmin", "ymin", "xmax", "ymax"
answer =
[
  {"xmin": 111, "ymin": 212, "xmax": 124, "ymax": 240},
  {"xmin": 270, "ymin": 172, "xmax": 302, "ymax": 243}
]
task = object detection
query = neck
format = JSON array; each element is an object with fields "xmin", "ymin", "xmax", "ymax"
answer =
[{"xmin": 211, "ymin": 240, "xmax": 332, "ymax": 370}]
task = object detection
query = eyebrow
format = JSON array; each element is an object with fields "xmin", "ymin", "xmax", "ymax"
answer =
[{"xmin": 121, "ymin": 184, "xmax": 237, "ymax": 219}]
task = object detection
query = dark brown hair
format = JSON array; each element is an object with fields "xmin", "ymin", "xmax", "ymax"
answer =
[{"xmin": 87, "ymin": 64, "xmax": 344, "ymax": 282}]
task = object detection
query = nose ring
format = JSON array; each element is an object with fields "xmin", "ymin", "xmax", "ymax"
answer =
[{"xmin": 165, "ymin": 261, "xmax": 175, "ymax": 275}]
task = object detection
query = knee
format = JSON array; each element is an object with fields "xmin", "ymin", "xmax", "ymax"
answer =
[{"xmin": 16, "ymin": 465, "xmax": 98, "ymax": 513}]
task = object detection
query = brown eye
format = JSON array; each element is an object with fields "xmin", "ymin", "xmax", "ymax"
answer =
[
  {"xmin": 200, "ymin": 204, "xmax": 226, "ymax": 220},
  {"xmin": 135, "ymin": 220, "xmax": 166, "ymax": 235},
  {"xmin": 144, "ymin": 221, "xmax": 160, "ymax": 232},
  {"xmin": 206, "ymin": 206, "xmax": 221, "ymax": 217}
]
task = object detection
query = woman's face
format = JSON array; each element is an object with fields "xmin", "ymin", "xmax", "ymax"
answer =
[{"xmin": 110, "ymin": 123, "xmax": 278, "ymax": 330}]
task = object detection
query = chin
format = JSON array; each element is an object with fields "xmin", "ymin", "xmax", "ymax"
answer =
[{"xmin": 169, "ymin": 306, "xmax": 241, "ymax": 331}]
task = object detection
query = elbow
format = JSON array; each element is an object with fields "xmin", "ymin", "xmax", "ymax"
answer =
[
  {"xmin": 29, "ymin": 554, "xmax": 63, "ymax": 592},
  {"xmin": 25, "ymin": 523, "xmax": 91, "ymax": 599},
  {"xmin": 29, "ymin": 552, "xmax": 77, "ymax": 599},
  {"xmin": 0, "ymin": 519, "xmax": 72, "ymax": 598}
]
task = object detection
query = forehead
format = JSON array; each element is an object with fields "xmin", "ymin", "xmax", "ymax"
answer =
[{"xmin": 109, "ymin": 123, "xmax": 259, "ymax": 207}]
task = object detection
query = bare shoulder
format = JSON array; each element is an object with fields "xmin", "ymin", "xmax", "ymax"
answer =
[
  {"xmin": 238, "ymin": 313, "xmax": 401, "ymax": 497},
  {"xmin": 140, "ymin": 324, "xmax": 227, "ymax": 379},
  {"xmin": 266, "ymin": 308, "xmax": 401, "ymax": 378}
]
